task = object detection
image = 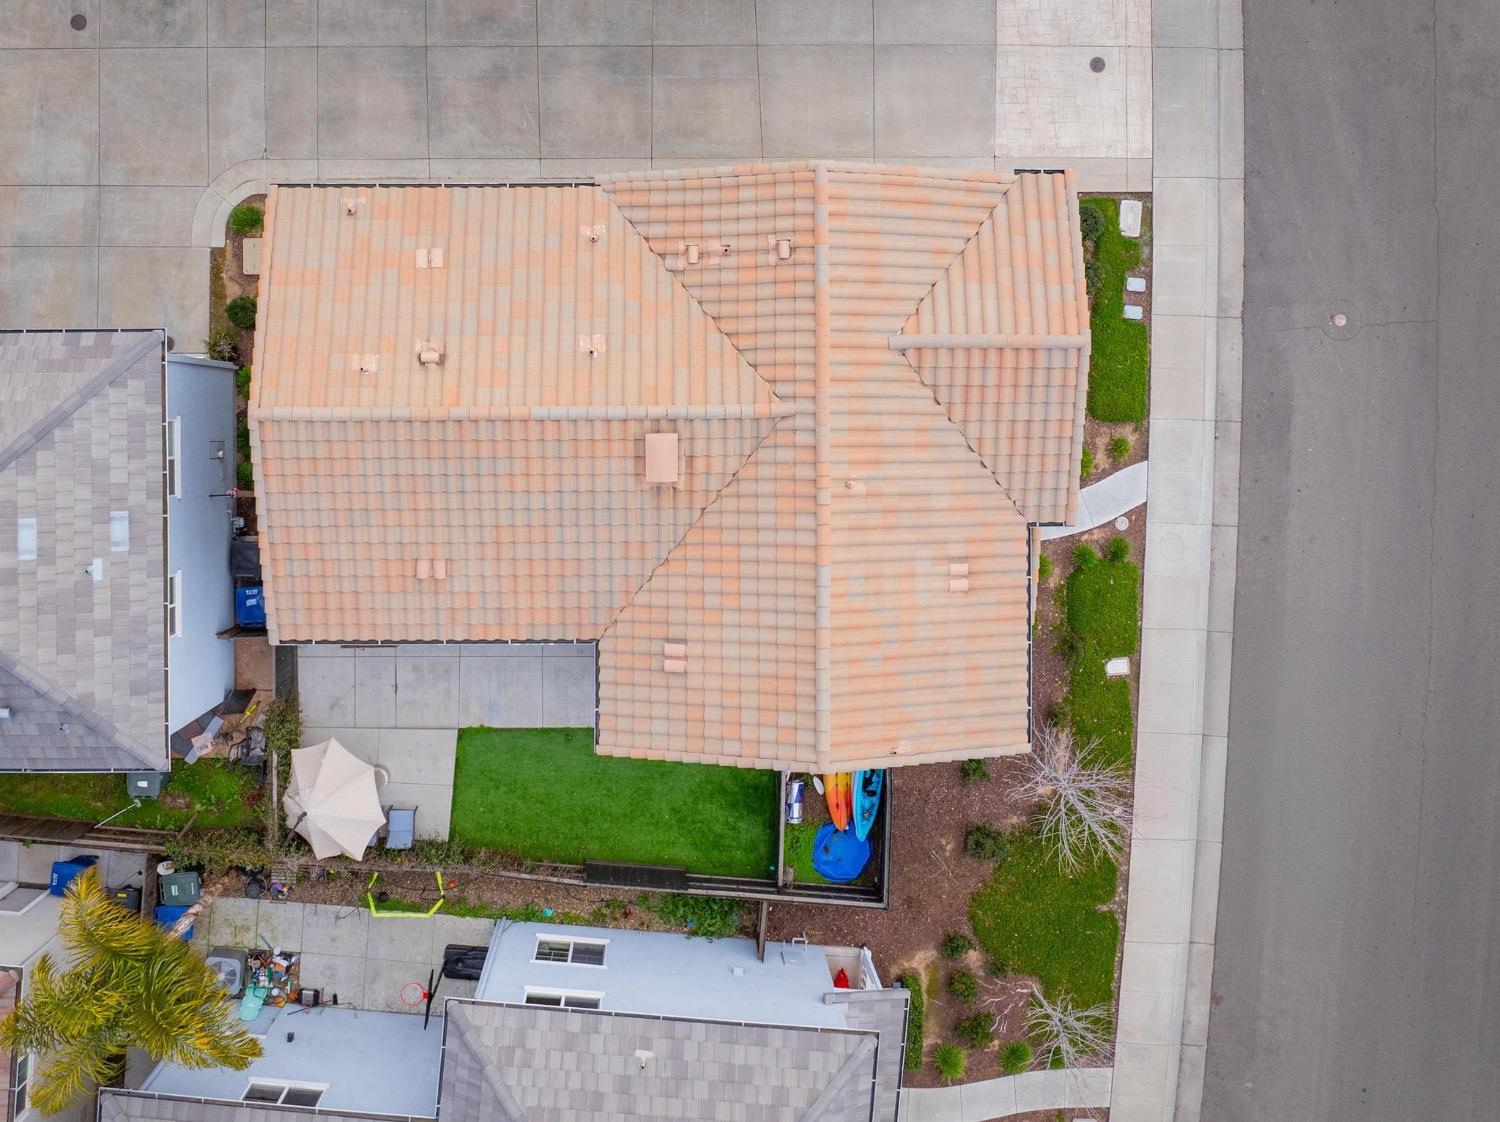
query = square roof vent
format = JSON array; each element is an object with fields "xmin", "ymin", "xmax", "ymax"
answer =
[{"xmin": 644, "ymin": 432, "xmax": 679, "ymax": 486}]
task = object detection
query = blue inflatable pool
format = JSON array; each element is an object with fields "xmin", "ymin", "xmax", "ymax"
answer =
[{"xmin": 811, "ymin": 822, "xmax": 872, "ymax": 883}]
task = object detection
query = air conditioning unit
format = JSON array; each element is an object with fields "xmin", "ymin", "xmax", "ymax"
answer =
[{"xmin": 206, "ymin": 947, "xmax": 248, "ymax": 997}]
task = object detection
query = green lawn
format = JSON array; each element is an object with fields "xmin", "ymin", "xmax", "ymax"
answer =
[
  {"xmin": 1059, "ymin": 547, "xmax": 1142, "ymax": 768},
  {"xmin": 783, "ymin": 821, "xmax": 832, "ymax": 886},
  {"xmin": 1081, "ymin": 197, "xmax": 1150, "ymax": 424},
  {"xmin": 968, "ymin": 831, "xmax": 1119, "ymax": 1007},
  {"xmin": 0, "ymin": 760, "xmax": 262, "ymax": 830},
  {"xmin": 451, "ymin": 728, "xmax": 778, "ymax": 877}
]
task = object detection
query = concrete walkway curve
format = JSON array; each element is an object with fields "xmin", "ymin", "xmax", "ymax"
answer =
[
  {"xmin": 1040, "ymin": 461, "xmax": 1149, "ymax": 539},
  {"xmin": 900, "ymin": 1066, "xmax": 1112, "ymax": 1120}
]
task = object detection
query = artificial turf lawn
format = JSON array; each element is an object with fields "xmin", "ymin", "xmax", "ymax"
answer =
[
  {"xmin": 451, "ymin": 727, "xmax": 778, "ymax": 877},
  {"xmin": 0, "ymin": 760, "xmax": 261, "ymax": 830},
  {"xmin": 968, "ymin": 830, "xmax": 1120, "ymax": 1007},
  {"xmin": 1060, "ymin": 550, "xmax": 1142, "ymax": 769},
  {"xmin": 1081, "ymin": 197, "xmax": 1150, "ymax": 424}
]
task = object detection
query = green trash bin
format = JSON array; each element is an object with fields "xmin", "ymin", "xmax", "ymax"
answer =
[{"xmin": 158, "ymin": 871, "xmax": 202, "ymax": 905}]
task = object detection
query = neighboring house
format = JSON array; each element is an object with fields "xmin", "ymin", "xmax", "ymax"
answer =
[
  {"xmin": 0, "ymin": 330, "xmax": 236, "ymax": 772},
  {"xmin": 113, "ymin": 924, "xmax": 906, "ymax": 1122},
  {"xmin": 248, "ymin": 164, "xmax": 1090, "ymax": 772}
]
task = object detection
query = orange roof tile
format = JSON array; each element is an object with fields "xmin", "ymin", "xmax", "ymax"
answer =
[{"xmin": 251, "ymin": 164, "xmax": 1089, "ymax": 769}]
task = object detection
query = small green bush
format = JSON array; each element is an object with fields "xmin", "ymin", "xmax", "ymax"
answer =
[
  {"xmin": 985, "ymin": 957, "xmax": 1008, "ymax": 977},
  {"xmin": 203, "ymin": 327, "xmax": 238, "ymax": 363},
  {"xmin": 1079, "ymin": 445, "xmax": 1095, "ymax": 480},
  {"xmin": 899, "ymin": 973, "xmax": 925, "ymax": 1070},
  {"xmin": 235, "ymin": 365, "xmax": 252, "ymax": 396},
  {"xmin": 1000, "ymin": 1039, "xmax": 1033, "ymax": 1075},
  {"xmin": 1106, "ymin": 536, "xmax": 1131, "ymax": 563},
  {"xmin": 955, "ymin": 1013, "xmax": 995, "ymax": 1049},
  {"xmin": 1083, "ymin": 257, "xmax": 1102, "ymax": 305},
  {"xmin": 965, "ymin": 825, "xmax": 1007, "ymax": 861},
  {"xmin": 940, "ymin": 931, "xmax": 974, "ymax": 959},
  {"xmin": 229, "ymin": 203, "xmax": 264, "ymax": 236},
  {"xmin": 948, "ymin": 970, "xmax": 979, "ymax": 1003},
  {"xmin": 236, "ymin": 460, "xmax": 253, "ymax": 491},
  {"xmin": 959, "ymin": 758, "xmax": 990, "ymax": 783},
  {"xmin": 1078, "ymin": 203, "xmax": 1106, "ymax": 245},
  {"xmin": 225, "ymin": 295, "xmax": 257, "ymax": 330},
  {"xmin": 934, "ymin": 1043, "xmax": 967, "ymax": 1083},
  {"xmin": 1072, "ymin": 544, "xmax": 1099, "ymax": 569},
  {"xmin": 1108, "ymin": 435, "xmax": 1131, "ymax": 460},
  {"xmin": 640, "ymin": 893, "xmax": 741, "ymax": 940},
  {"xmin": 1037, "ymin": 554, "xmax": 1053, "ymax": 584}
]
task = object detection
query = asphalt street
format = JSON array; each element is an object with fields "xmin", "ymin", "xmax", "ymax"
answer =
[{"xmin": 1205, "ymin": 1, "xmax": 1500, "ymax": 1118}]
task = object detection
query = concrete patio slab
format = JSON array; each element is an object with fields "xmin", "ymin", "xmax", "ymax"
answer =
[
  {"xmin": 367, "ymin": 909, "xmax": 436, "ymax": 963},
  {"xmin": 253, "ymin": 899, "xmax": 306, "ymax": 951},
  {"xmin": 301, "ymin": 654, "xmax": 357, "ymax": 726},
  {"xmin": 316, "ymin": 47, "xmax": 429, "ymax": 160},
  {"xmin": 208, "ymin": 47, "xmax": 267, "ymax": 179},
  {"xmin": 0, "ymin": 49, "xmax": 98, "ymax": 185},
  {"xmin": 653, "ymin": 0, "xmax": 758, "ymax": 45},
  {"xmin": 394, "ymin": 657, "xmax": 461, "ymax": 727},
  {"xmin": 875, "ymin": 46, "xmax": 995, "ymax": 157},
  {"xmin": 355, "ymin": 655, "xmax": 398, "ymax": 728},
  {"xmin": 99, "ymin": 0, "xmax": 207, "ymax": 48},
  {"xmin": 208, "ymin": 0, "xmax": 268, "ymax": 47},
  {"xmin": 301, "ymin": 902, "xmax": 370, "ymax": 958},
  {"xmin": 538, "ymin": 46, "xmax": 653, "ymax": 158},
  {"xmin": 363, "ymin": 957, "xmax": 438, "ymax": 1013},
  {"xmin": 0, "ymin": 187, "xmax": 98, "ymax": 247},
  {"xmin": 426, "ymin": 0, "xmax": 536, "ymax": 46},
  {"xmin": 265, "ymin": 47, "xmax": 318, "ymax": 158},
  {"xmin": 99, "ymin": 49, "xmax": 208, "ymax": 185},
  {"xmin": 652, "ymin": 47, "xmax": 762, "ymax": 159},
  {"xmin": 376, "ymin": 729, "xmax": 459, "ymax": 788},
  {"xmin": 97, "ymin": 247, "xmax": 209, "ymax": 343},
  {"xmin": 875, "ymin": 0, "xmax": 994, "ymax": 43},
  {"xmin": 0, "ymin": 248, "xmax": 98, "ymax": 325},
  {"xmin": 457, "ymin": 656, "xmax": 544, "ymax": 727},
  {"xmin": 537, "ymin": 0, "xmax": 652, "ymax": 46},
  {"xmin": 99, "ymin": 187, "xmax": 205, "ymax": 248},
  {"xmin": 542, "ymin": 655, "xmax": 597, "ymax": 728},
  {"xmin": 757, "ymin": 45, "xmax": 874, "ymax": 158},
  {"xmin": 318, "ymin": 0, "xmax": 425, "ymax": 47},
  {"xmin": 296, "ymin": 951, "xmax": 367, "ymax": 1007},
  {"xmin": 427, "ymin": 47, "xmax": 540, "ymax": 159},
  {"xmin": 755, "ymin": 0, "xmax": 873, "ymax": 44}
]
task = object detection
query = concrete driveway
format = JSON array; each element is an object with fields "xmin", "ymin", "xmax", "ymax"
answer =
[
  {"xmin": 0, "ymin": 0, "xmax": 1013, "ymax": 346},
  {"xmin": 297, "ymin": 642, "xmax": 596, "ymax": 839}
]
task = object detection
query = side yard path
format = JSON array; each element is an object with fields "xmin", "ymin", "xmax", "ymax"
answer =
[{"xmin": 901, "ymin": 1067, "xmax": 1113, "ymax": 1120}]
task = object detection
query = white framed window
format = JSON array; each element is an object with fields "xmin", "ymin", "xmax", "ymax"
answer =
[
  {"xmin": 166, "ymin": 571, "xmax": 182, "ymax": 637},
  {"xmin": 533, "ymin": 936, "xmax": 607, "ymax": 967},
  {"xmin": 523, "ymin": 987, "xmax": 602, "ymax": 1010},
  {"xmin": 15, "ymin": 519, "xmax": 37, "ymax": 563},
  {"xmin": 242, "ymin": 1081, "xmax": 326, "ymax": 1108},
  {"xmin": 109, "ymin": 511, "xmax": 130, "ymax": 553},
  {"xmin": 12, "ymin": 1052, "xmax": 32, "ymax": 1118},
  {"xmin": 165, "ymin": 416, "xmax": 182, "ymax": 498}
]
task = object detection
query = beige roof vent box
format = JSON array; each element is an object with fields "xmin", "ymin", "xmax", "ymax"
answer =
[{"xmin": 644, "ymin": 431, "xmax": 679, "ymax": 486}]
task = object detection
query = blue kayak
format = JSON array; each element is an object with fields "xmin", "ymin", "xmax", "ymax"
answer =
[
  {"xmin": 852, "ymin": 769, "xmax": 884, "ymax": 841},
  {"xmin": 811, "ymin": 822, "xmax": 872, "ymax": 883}
]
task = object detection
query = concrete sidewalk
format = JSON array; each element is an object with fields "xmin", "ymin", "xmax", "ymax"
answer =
[
  {"xmin": 901, "ymin": 1066, "xmax": 1112, "ymax": 1120},
  {"xmin": 1040, "ymin": 461, "xmax": 1149, "ymax": 539}
]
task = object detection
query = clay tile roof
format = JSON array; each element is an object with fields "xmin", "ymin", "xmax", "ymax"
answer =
[{"xmin": 251, "ymin": 165, "xmax": 1089, "ymax": 770}]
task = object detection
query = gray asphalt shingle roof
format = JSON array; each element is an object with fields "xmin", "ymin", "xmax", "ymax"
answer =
[{"xmin": 0, "ymin": 330, "xmax": 168, "ymax": 771}]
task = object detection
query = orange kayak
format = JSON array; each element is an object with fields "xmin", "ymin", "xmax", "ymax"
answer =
[{"xmin": 823, "ymin": 772, "xmax": 852, "ymax": 831}]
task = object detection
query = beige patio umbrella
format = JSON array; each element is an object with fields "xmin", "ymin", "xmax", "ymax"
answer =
[{"xmin": 283, "ymin": 737, "xmax": 386, "ymax": 860}]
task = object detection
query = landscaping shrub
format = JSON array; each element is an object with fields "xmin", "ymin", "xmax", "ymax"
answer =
[
  {"xmin": 934, "ymin": 1043, "xmax": 967, "ymax": 1083},
  {"xmin": 236, "ymin": 460, "xmax": 253, "ymax": 490},
  {"xmin": 1106, "ymin": 536, "xmax": 1130, "ymax": 563},
  {"xmin": 1078, "ymin": 203, "xmax": 1106, "ymax": 245},
  {"xmin": 941, "ymin": 931, "xmax": 974, "ymax": 959},
  {"xmin": 1108, "ymin": 435, "xmax": 1131, "ymax": 460},
  {"xmin": 959, "ymin": 758, "xmax": 990, "ymax": 783},
  {"xmin": 1000, "ymin": 1039, "xmax": 1033, "ymax": 1076},
  {"xmin": 229, "ymin": 203, "xmax": 263, "ymax": 236},
  {"xmin": 1079, "ymin": 445, "xmax": 1095, "ymax": 480},
  {"xmin": 640, "ymin": 893, "xmax": 740, "ymax": 940},
  {"xmin": 965, "ymin": 825, "xmax": 1008, "ymax": 861},
  {"xmin": 203, "ymin": 327, "xmax": 238, "ymax": 363},
  {"xmin": 899, "ymin": 973, "xmax": 925, "ymax": 1070},
  {"xmin": 235, "ymin": 365, "xmax": 252, "ymax": 396},
  {"xmin": 955, "ymin": 1013, "xmax": 995, "ymax": 1049},
  {"xmin": 1083, "ymin": 257, "xmax": 1102, "ymax": 305},
  {"xmin": 225, "ymin": 295, "xmax": 257, "ymax": 329},
  {"xmin": 948, "ymin": 969, "xmax": 979, "ymax": 1003},
  {"xmin": 968, "ymin": 830, "xmax": 1119, "ymax": 1007},
  {"xmin": 1072, "ymin": 544, "xmax": 1098, "ymax": 569},
  {"xmin": 1037, "ymin": 554, "xmax": 1053, "ymax": 584},
  {"xmin": 985, "ymin": 957, "xmax": 1008, "ymax": 977}
]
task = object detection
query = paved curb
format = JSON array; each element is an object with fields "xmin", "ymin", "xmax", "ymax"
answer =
[
  {"xmin": 1108, "ymin": 0, "xmax": 1243, "ymax": 1119},
  {"xmin": 1039, "ymin": 461, "xmax": 1149, "ymax": 540},
  {"xmin": 900, "ymin": 1067, "xmax": 1113, "ymax": 1120}
]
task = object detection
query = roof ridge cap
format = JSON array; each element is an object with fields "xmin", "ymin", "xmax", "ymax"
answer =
[
  {"xmin": 252, "ymin": 402, "xmax": 796, "ymax": 423},
  {"xmin": 0, "ymin": 652, "xmax": 162, "ymax": 770},
  {"xmin": 447, "ymin": 1005, "xmax": 530, "ymax": 1122},
  {"xmin": 812, "ymin": 164, "xmax": 833, "ymax": 766},
  {"xmin": 0, "ymin": 331, "xmax": 162, "ymax": 476},
  {"xmin": 797, "ymin": 1033, "xmax": 878, "ymax": 1122},
  {"xmin": 596, "ymin": 189, "xmax": 784, "ymax": 411}
]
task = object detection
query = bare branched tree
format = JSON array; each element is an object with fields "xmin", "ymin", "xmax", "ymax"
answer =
[
  {"xmin": 1017, "ymin": 724, "xmax": 1133, "ymax": 873},
  {"xmin": 1025, "ymin": 990, "xmax": 1114, "ymax": 1069}
]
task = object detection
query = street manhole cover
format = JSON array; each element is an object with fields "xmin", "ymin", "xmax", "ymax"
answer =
[
  {"xmin": 70, "ymin": 13, "xmax": 86, "ymax": 30},
  {"xmin": 1090, "ymin": 56, "xmax": 1106, "ymax": 73}
]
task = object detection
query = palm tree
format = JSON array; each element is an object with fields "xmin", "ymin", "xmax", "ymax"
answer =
[{"xmin": 0, "ymin": 870, "xmax": 261, "ymax": 1114}]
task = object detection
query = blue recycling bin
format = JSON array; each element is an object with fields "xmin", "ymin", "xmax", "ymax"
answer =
[
  {"xmin": 154, "ymin": 905, "xmax": 194, "ymax": 941},
  {"xmin": 49, "ymin": 855, "xmax": 98, "ymax": 896},
  {"xmin": 235, "ymin": 586, "xmax": 266, "ymax": 628}
]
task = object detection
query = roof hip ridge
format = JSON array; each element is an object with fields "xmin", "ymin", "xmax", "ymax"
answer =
[
  {"xmin": 0, "ymin": 651, "xmax": 162, "ymax": 770},
  {"xmin": 251, "ymin": 401, "xmax": 794, "ymax": 423},
  {"xmin": 0, "ymin": 330, "xmax": 162, "ymax": 475}
]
